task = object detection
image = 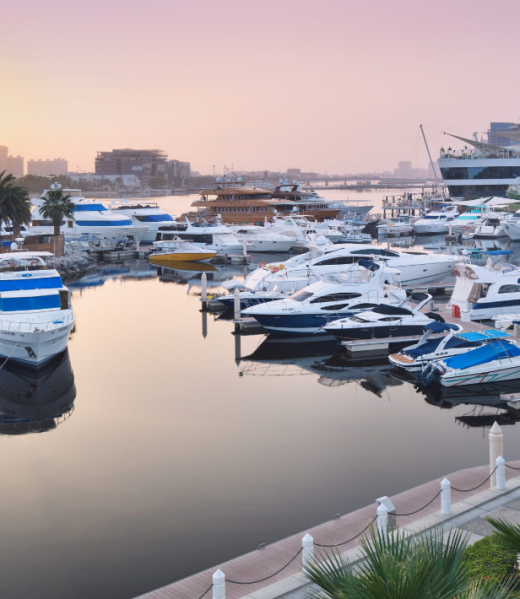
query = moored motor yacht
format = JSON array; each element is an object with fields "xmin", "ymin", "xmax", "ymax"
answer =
[
  {"xmin": 30, "ymin": 186, "xmax": 148, "ymax": 243},
  {"xmin": 388, "ymin": 323, "xmax": 500, "ymax": 373},
  {"xmin": 0, "ymin": 252, "xmax": 75, "ymax": 365},
  {"xmin": 464, "ymin": 217, "xmax": 507, "ymax": 239},
  {"xmin": 242, "ymin": 261, "xmax": 407, "ymax": 334},
  {"xmin": 228, "ymin": 225, "xmax": 294, "ymax": 252},
  {"xmin": 149, "ymin": 240, "xmax": 217, "ymax": 263},
  {"xmin": 323, "ymin": 293, "xmax": 439, "ymax": 341},
  {"xmin": 450, "ymin": 250, "xmax": 520, "ymax": 320},
  {"xmin": 413, "ymin": 205, "xmax": 458, "ymax": 234},
  {"xmin": 155, "ymin": 217, "xmax": 243, "ymax": 253},
  {"xmin": 108, "ymin": 200, "xmax": 176, "ymax": 244},
  {"xmin": 377, "ymin": 216, "xmax": 414, "ymax": 237}
]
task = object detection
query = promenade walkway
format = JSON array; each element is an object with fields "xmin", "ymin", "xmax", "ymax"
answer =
[{"xmin": 136, "ymin": 458, "xmax": 520, "ymax": 599}]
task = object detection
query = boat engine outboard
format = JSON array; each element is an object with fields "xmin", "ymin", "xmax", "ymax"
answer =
[{"xmin": 415, "ymin": 362, "xmax": 444, "ymax": 387}]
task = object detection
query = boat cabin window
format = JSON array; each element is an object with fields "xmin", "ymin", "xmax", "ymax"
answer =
[
  {"xmin": 310, "ymin": 293, "xmax": 361, "ymax": 304},
  {"xmin": 315, "ymin": 256, "xmax": 359, "ymax": 266},
  {"xmin": 350, "ymin": 315, "xmax": 369, "ymax": 323},
  {"xmin": 289, "ymin": 290, "xmax": 313, "ymax": 302},
  {"xmin": 498, "ymin": 284, "xmax": 520, "ymax": 294},
  {"xmin": 320, "ymin": 304, "xmax": 350, "ymax": 311},
  {"xmin": 349, "ymin": 303, "xmax": 379, "ymax": 310},
  {"xmin": 353, "ymin": 249, "xmax": 399, "ymax": 258},
  {"xmin": 423, "ymin": 216, "xmax": 440, "ymax": 220},
  {"xmin": 59, "ymin": 289, "xmax": 70, "ymax": 310}
]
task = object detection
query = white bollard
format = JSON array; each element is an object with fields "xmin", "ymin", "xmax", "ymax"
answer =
[
  {"xmin": 201, "ymin": 272, "xmax": 208, "ymax": 301},
  {"xmin": 514, "ymin": 323, "xmax": 520, "ymax": 338},
  {"xmin": 489, "ymin": 422, "xmax": 504, "ymax": 488},
  {"xmin": 377, "ymin": 503, "xmax": 388, "ymax": 539},
  {"xmin": 302, "ymin": 533, "xmax": 314, "ymax": 573},
  {"xmin": 441, "ymin": 478, "xmax": 451, "ymax": 516},
  {"xmin": 213, "ymin": 569, "xmax": 225, "ymax": 599},
  {"xmin": 234, "ymin": 288, "xmax": 241, "ymax": 321},
  {"xmin": 496, "ymin": 455, "xmax": 506, "ymax": 491},
  {"xmin": 242, "ymin": 239, "xmax": 248, "ymax": 257}
]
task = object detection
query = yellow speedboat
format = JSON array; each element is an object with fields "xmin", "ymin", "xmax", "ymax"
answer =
[{"xmin": 149, "ymin": 240, "xmax": 217, "ymax": 263}]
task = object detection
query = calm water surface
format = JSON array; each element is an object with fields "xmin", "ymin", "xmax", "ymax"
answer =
[{"xmin": 1, "ymin": 191, "xmax": 520, "ymax": 599}]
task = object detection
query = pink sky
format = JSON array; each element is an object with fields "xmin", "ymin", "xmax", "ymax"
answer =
[{"xmin": 2, "ymin": 0, "xmax": 519, "ymax": 174}]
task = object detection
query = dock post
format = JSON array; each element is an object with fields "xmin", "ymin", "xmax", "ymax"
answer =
[
  {"xmin": 202, "ymin": 311, "xmax": 207, "ymax": 339},
  {"xmin": 212, "ymin": 569, "xmax": 225, "ymax": 599},
  {"xmin": 514, "ymin": 323, "xmax": 520, "ymax": 337},
  {"xmin": 234, "ymin": 288, "xmax": 241, "ymax": 327},
  {"xmin": 489, "ymin": 422, "xmax": 503, "ymax": 488},
  {"xmin": 377, "ymin": 503, "xmax": 388, "ymax": 539},
  {"xmin": 201, "ymin": 272, "xmax": 208, "ymax": 301},
  {"xmin": 242, "ymin": 239, "xmax": 248, "ymax": 258},
  {"xmin": 302, "ymin": 533, "xmax": 314, "ymax": 573},
  {"xmin": 496, "ymin": 456, "xmax": 506, "ymax": 491},
  {"xmin": 441, "ymin": 478, "xmax": 451, "ymax": 516}
]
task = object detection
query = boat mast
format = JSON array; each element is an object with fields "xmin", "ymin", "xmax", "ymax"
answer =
[{"xmin": 420, "ymin": 124, "xmax": 443, "ymax": 194}]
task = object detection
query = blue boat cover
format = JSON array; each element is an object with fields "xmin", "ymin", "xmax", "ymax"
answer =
[
  {"xmin": 444, "ymin": 340, "xmax": 520, "ymax": 370},
  {"xmin": 424, "ymin": 321, "xmax": 459, "ymax": 332},
  {"xmin": 457, "ymin": 329, "xmax": 511, "ymax": 341},
  {"xmin": 405, "ymin": 336, "xmax": 480, "ymax": 359},
  {"xmin": 144, "ymin": 214, "xmax": 174, "ymax": 222},
  {"xmin": 75, "ymin": 220, "xmax": 133, "ymax": 227},
  {"xmin": 482, "ymin": 250, "xmax": 514, "ymax": 255},
  {"xmin": 73, "ymin": 204, "xmax": 108, "ymax": 212},
  {"xmin": 358, "ymin": 259, "xmax": 380, "ymax": 271}
]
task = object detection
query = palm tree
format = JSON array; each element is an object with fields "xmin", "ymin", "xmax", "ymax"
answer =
[
  {"xmin": 304, "ymin": 525, "xmax": 515, "ymax": 599},
  {"xmin": 39, "ymin": 187, "xmax": 75, "ymax": 236},
  {"xmin": 0, "ymin": 171, "xmax": 32, "ymax": 239}
]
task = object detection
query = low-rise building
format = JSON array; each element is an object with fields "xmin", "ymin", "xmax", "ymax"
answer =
[
  {"xmin": 95, "ymin": 149, "xmax": 168, "ymax": 185},
  {"xmin": 28, "ymin": 157, "xmax": 68, "ymax": 176}
]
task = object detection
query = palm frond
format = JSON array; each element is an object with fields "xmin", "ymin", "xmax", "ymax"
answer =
[{"xmin": 486, "ymin": 517, "xmax": 520, "ymax": 553}]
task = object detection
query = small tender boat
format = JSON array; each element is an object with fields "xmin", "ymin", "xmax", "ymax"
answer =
[
  {"xmin": 149, "ymin": 240, "xmax": 217, "ymax": 263},
  {"xmin": 388, "ymin": 324, "xmax": 503, "ymax": 373},
  {"xmin": 324, "ymin": 293, "xmax": 439, "ymax": 341},
  {"xmin": 416, "ymin": 334, "xmax": 520, "ymax": 387}
]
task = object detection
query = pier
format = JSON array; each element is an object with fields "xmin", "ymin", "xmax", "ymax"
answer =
[{"xmin": 135, "ymin": 445, "xmax": 520, "ymax": 599}]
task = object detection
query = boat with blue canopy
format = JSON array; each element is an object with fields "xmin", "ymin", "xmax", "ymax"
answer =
[{"xmin": 389, "ymin": 324, "xmax": 505, "ymax": 372}]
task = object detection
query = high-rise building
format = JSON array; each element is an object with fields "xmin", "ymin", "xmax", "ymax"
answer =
[
  {"xmin": 27, "ymin": 157, "xmax": 68, "ymax": 176},
  {"xmin": 488, "ymin": 122, "xmax": 517, "ymax": 147},
  {"xmin": 95, "ymin": 149, "xmax": 168, "ymax": 185},
  {"xmin": 7, "ymin": 155, "xmax": 24, "ymax": 177},
  {"xmin": 0, "ymin": 146, "xmax": 8, "ymax": 173},
  {"xmin": 166, "ymin": 159, "xmax": 191, "ymax": 184}
]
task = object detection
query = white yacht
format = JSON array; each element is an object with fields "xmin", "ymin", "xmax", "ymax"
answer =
[
  {"xmin": 242, "ymin": 261, "xmax": 407, "ymax": 334},
  {"xmin": 228, "ymin": 225, "xmax": 294, "ymax": 252},
  {"xmin": 108, "ymin": 200, "xmax": 176, "ymax": 244},
  {"xmin": 413, "ymin": 205, "xmax": 458, "ymax": 234},
  {"xmin": 154, "ymin": 217, "xmax": 243, "ymax": 253},
  {"xmin": 465, "ymin": 216, "xmax": 508, "ymax": 239},
  {"xmin": 450, "ymin": 251, "xmax": 520, "ymax": 320},
  {"xmin": 0, "ymin": 252, "xmax": 75, "ymax": 365},
  {"xmin": 30, "ymin": 187, "xmax": 148, "ymax": 243},
  {"xmin": 503, "ymin": 210, "xmax": 520, "ymax": 240},
  {"xmin": 243, "ymin": 244, "xmax": 458, "ymax": 290},
  {"xmin": 267, "ymin": 216, "xmax": 343, "ymax": 244},
  {"xmin": 377, "ymin": 216, "xmax": 414, "ymax": 237}
]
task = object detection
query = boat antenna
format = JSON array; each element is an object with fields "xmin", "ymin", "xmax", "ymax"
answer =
[{"xmin": 420, "ymin": 124, "xmax": 443, "ymax": 193}]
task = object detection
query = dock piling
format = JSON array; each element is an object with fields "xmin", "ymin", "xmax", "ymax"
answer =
[
  {"xmin": 201, "ymin": 273, "xmax": 208, "ymax": 301},
  {"xmin": 489, "ymin": 422, "xmax": 504, "ymax": 488},
  {"xmin": 302, "ymin": 533, "xmax": 314, "ymax": 573},
  {"xmin": 212, "ymin": 569, "xmax": 225, "ymax": 599},
  {"xmin": 233, "ymin": 288, "xmax": 241, "ymax": 322},
  {"xmin": 377, "ymin": 503, "xmax": 388, "ymax": 539},
  {"xmin": 496, "ymin": 456, "xmax": 506, "ymax": 491},
  {"xmin": 441, "ymin": 478, "xmax": 451, "ymax": 515}
]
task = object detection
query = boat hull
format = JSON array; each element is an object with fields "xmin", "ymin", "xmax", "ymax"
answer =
[
  {"xmin": 149, "ymin": 251, "xmax": 216, "ymax": 263},
  {"xmin": 250, "ymin": 311, "xmax": 353, "ymax": 334},
  {"xmin": 328, "ymin": 324, "xmax": 427, "ymax": 341},
  {"xmin": 440, "ymin": 363, "xmax": 520, "ymax": 387}
]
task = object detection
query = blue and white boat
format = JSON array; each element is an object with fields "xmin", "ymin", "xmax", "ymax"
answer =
[
  {"xmin": 108, "ymin": 200, "xmax": 176, "ymax": 244},
  {"xmin": 450, "ymin": 250, "xmax": 520, "ymax": 320},
  {"xmin": 417, "ymin": 334, "xmax": 520, "ymax": 387},
  {"xmin": 388, "ymin": 324, "xmax": 504, "ymax": 373},
  {"xmin": 242, "ymin": 261, "xmax": 407, "ymax": 334},
  {"xmin": 30, "ymin": 186, "xmax": 148, "ymax": 243},
  {"xmin": 0, "ymin": 252, "xmax": 75, "ymax": 365}
]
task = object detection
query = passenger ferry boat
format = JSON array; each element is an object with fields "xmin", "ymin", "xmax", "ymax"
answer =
[
  {"xmin": 30, "ymin": 186, "xmax": 148, "ymax": 243},
  {"xmin": 0, "ymin": 252, "xmax": 75, "ymax": 365},
  {"xmin": 108, "ymin": 200, "xmax": 176, "ymax": 244},
  {"xmin": 191, "ymin": 187, "xmax": 340, "ymax": 225},
  {"xmin": 439, "ymin": 129, "xmax": 520, "ymax": 198}
]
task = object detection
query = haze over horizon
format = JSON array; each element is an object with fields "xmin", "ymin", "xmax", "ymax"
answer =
[{"xmin": 2, "ymin": 0, "xmax": 518, "ymax": 175}]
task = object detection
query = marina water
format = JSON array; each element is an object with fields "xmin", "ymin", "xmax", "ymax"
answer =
[{"xmin": 2, "ymin": 189, "xmax": 520, "ymax": 599}]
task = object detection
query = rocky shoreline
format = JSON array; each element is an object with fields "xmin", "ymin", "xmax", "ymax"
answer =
[{"xmin": 56, "ymin": 250, "xmax": 98, "ymax": 280}]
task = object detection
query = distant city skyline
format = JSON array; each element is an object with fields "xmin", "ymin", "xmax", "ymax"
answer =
[{"xmin": 2, "ymin": 0, "xmax": 519, "ymax": 176}]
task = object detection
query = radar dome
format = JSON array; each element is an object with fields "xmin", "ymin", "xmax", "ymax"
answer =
[
  {"xmin": 216, "ymin": 177, "xmax": 221, "ymax": 183},
  {"xmin": 237, "ymin": 176, "xmax": 242, "ymax": 182}
]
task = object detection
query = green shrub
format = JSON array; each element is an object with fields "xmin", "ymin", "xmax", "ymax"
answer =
[{"xmin": 462, "ymin": 534, "xmax": 518, "ymax": 583}]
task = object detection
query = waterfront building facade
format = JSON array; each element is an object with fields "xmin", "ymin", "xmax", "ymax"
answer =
[
  {"xmin": 0, "ymin": 146, "xmax": 7, "ymax": 173},
  {"xmin": 95, "ymin": 149, "xmax": 168, "ymax": 185},
  {"xmin": 28, "ymin": 157, "xmax": 68, "ymax": 176},
  {"xmin": 166, "ymin": 159, "xmax": 191, "ymax": 185},
  {"xmin": 7, "ymin": 155, "xmax": 24, "ymax": 177}
]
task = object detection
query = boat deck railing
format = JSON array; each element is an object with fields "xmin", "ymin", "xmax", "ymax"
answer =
[{"xmin": 0, "ymin": 312, "xmax": 74, "ymax": 333}]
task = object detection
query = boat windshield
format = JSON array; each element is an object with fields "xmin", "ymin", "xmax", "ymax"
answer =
[
  {"xmin": 289, "ymin": 290, "xmax": 313, "ymax": 302},
  {"xmin": 0, "ymin": 255, "xmax": 54, "ymax": 272}
]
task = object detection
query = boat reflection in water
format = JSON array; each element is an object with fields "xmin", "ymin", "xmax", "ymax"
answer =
[
  {"xmin": 152, "ymin": 261, "xmax": 251, "ymax": 290},
  {"xmin": 68, "ymin": 260, "xmax": 157, "ymax": 292},
  {"xmin": 0, "ymin": 350, "xmax": 75, "ymax": 435},
  {"xmin": 239, "ymin": 335, "xmax": 403, "ymax": 397}
]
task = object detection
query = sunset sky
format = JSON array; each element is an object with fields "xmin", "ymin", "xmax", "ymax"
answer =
[{"xmin": 2, "ymin": 0, "xmax": 519, "ymax": 175}]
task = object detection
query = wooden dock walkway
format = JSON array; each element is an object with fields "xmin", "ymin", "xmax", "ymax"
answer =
[{"xmin": 134, "ymin": 460, "xmax": 520, "ymax": 599}]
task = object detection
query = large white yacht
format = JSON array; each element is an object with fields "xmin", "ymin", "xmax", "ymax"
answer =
[
  {"xmin": 0, "ymin": 252, "xmax": 75, "ymax": 365},
  {"xmin": 30, "ymin": 186, "xmax": 148, "ymax": 243},
  {"xmin": 154, "ymin": 217, "xmax": 243, "ymax": 253},
  {"xmin": 413, "ymin": 205, "xmax": 458, "ymax": 234},
  {"xmin": 108, "ymin": 200, "xmax": 176, "ymax": 244},
  {"xmin": 439, "ymin": 128, "xmax": 520, "ymax": 199}
]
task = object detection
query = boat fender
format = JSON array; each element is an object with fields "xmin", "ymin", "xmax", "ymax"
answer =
[{"xmin": 278, "ymin": 264, "xmax": 285, "ymax": 270}]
